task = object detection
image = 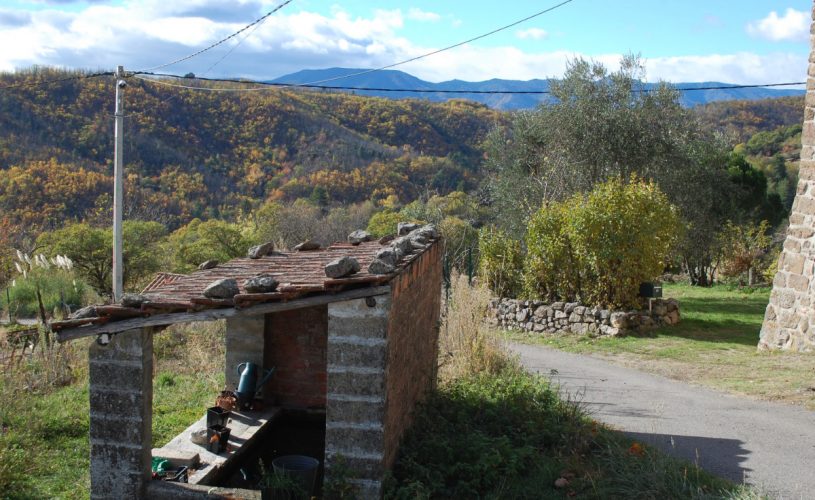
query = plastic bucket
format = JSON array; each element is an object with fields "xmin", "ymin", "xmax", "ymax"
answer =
[{"xmin": 271, "ymin": 455, "xmax": 320, "ymax": 496}]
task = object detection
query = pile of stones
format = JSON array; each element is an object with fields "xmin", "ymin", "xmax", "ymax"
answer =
[{"xmin": 325, "ymin": 223, "xmax": 438, "ymax": 279}]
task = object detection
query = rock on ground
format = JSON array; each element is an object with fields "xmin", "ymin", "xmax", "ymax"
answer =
[{"xmin": 198, "ymin": 260, "xmax": 219, "ymax": 270}]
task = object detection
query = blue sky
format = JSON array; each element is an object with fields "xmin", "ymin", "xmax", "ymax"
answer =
[{"xmin": 0, "ymin": 0, "xmax": 811, "ymax": 84}]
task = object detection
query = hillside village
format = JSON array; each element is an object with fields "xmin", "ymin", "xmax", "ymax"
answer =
[{"xmin": 1, "ymin": 1, "xmax": 815, "ymax": 499}]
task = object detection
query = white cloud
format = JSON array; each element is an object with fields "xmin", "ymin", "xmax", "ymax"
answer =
[
  {"xmin": 747, "ymin": 8, "xmax": 809, "ymax": 42},
  {"xmin": 0, "ymin": 2, "xmax": 806, "ymax": 87},
  {"xmin": 516, "ymin": 28, "xmax": 548, "ymax": 40},
  {"xmin": 407, "ymin": 8, "xmax": 440, "ymax": 23}
]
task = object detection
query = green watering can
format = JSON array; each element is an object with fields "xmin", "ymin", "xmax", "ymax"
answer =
[{"xmin": 236, "ymin": 362, "xmax": 275, "ymax": 407}]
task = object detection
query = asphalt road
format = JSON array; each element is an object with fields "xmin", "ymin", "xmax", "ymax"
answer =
[{"xmin": 508, "ymin": 342, "xmax": 815, "ymax": 500}]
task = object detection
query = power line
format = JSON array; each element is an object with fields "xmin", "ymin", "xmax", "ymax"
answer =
[
  {"xmin": 133, "ymin": 72, "xmax": 807, "ymax": 95},
  {"xmin": 298, "ymin": 0, "xmax": 577, "ymax": 86},
  {"xmin": 0, "ymin": 71, "xmax": 113, "ymax": 90},
  {"xmin": 138, "ymin": 0, "xmax": 295, "ymax": 73}
]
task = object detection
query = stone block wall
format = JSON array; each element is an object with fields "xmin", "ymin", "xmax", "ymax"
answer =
[
  {"xmin": 88, "ymin": 328, "xmax": 153, "ymax": 499},
  {"xmin": 489, "ymin": 298, "xmax": 680, "ymax": 336},
  {"xmin": 264, "ymin": 306, "xmax": 328, "ymax": 409},
  {"xmin": 326, "ymin": 295, "xmax": 391, "ymax": 499},
  {"xmin": 760, "ymin": 5, "xmax": 815, "ymax": 351}
]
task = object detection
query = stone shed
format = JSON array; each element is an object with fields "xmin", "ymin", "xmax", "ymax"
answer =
[{"xmin": 52, "ymin": 235, "xmax": 443, "ymax": 499}]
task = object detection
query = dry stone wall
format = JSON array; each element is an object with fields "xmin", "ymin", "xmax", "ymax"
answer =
[
  {"xmin": 759, "ymin": 4, "xmax": 815, "ymax": 351},
  {"xmin": 489, "ymin": 298, "xmax": 680, "ymax": 336}
]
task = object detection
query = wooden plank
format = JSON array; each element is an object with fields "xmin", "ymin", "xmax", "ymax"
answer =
[
  {"xmin": 56, "ymin": 285, "xmax": 391, "ymax": 341},
  {"xmin": 152, "ymin": 406, "xmax": 282, "ymax": 486},
  {"xmin": 146, "ymin": 481, "xmax": 262, "ymax": 500},
  {"xmin": 50, "ymin": 317, "xmax": 107, "ymax": 331}
]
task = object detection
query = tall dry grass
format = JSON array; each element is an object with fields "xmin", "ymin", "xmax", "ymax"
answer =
[
  {"xmin": 0, "ymin": 326, "xmax": 82, "ymax": 394},
  {"xmin": 437, "ymin": 272, "xmax": 512, "ymax": 382},
  {"xmin": 154, "ymin": 320, "xmax": 226, "ymax": 385}
]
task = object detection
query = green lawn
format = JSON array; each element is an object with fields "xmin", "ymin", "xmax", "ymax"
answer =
[
  {"xmin": 506, "ymin": 283, "xmax": 815, "ymax": 409},
  {"xmin": 0, "ymin": 324, "xmax": 224, "ymax": 499}
]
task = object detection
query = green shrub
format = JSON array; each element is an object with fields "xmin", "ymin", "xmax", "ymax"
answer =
[
  {"xmin": 4, "ymin": 273, "xmax": 89, "ymax": 319},
  {"xmin": 366, "ymin": 210, "xmax": 402, "ymax": 238},
  {"xmin": 477, "ymin": 226, "xmax": 523, "ymax": 298},
  {"xmin": 524, "ymin": 201, "xmax": 581, "ymax": 301},
  {"xmin": 525, "ymin": 177, "xmax": 681, "ymax": 308}
]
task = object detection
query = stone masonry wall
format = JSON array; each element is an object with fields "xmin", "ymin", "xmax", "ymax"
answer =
[
  {"xmin": 88, "ymin": 328, "xmax": 153, "ymax": 499},
  {"xmin": 489, "ymin": 298, "xmax": 680, "ymax": 336},
  {"xmin": 264, "ymin": 306, "xmax": 328, "ymax": 409},
  {"xmin": 325, "ymin": 294, "xmax": 391, "ymax": 499},
  {"xmin": 383, "ymin": 240, "xmax": 442, "ymax": 467},
  {"xmin": 760, "ymin": 4, "xmax": 815, "ymax": 351}
]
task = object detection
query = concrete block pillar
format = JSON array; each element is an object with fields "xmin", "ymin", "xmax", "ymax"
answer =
[
  {"xmin": 225, "ymin": 316, "xmax": 265, "ymax": 392},
  {"xmin": 760, "ymin": 3, "xmax": 815, "ymax": 351},
  {"xmin": 325, "ymin": 295, "xmax": 391, "ymax": 500},
  {"xmin": 88, "ymin": 328, "xmax": 153, "ymax": 499}
]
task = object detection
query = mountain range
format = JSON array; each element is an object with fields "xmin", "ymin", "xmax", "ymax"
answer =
[{"xmin": 271, "ymin": 68, "xmax": 805, "ymax": 110}]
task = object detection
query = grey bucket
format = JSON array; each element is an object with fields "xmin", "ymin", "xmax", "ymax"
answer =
[{"xmin": 271, "ymin": 455, "xmax": 320, "ymax": 496}]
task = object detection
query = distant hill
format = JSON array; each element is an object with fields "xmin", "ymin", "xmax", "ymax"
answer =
[
  {"xmin": 694, "ymin": 95, "xmax": 805, "ymax": 145},
  {"xmin": 271, "ymin": 68, "xmax": 805, "ymax": 110},
  {"xmin": 0, "ymin": 68, "xmax": 501, "ymax": 231}
]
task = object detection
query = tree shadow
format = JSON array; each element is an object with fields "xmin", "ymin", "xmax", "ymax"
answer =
[
  {"xmin": 647, "ymin": 318, "xmax": 761, "ymax": 347},
  {"xmin": 624, "ymin": 431, "xmax": 751, "ymax": 485},
  {"xmin": 631, "ymin": 296, "xmax": 767, "ymax": 347}
]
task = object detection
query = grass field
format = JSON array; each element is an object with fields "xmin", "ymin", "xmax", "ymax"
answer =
[
  {"xmin": 0, "ymin": 322, "xmax": 224, "ymax": 499},
  {"xmin": 506, "ymin": 283, "xmax": 815, "ymax": 410}
]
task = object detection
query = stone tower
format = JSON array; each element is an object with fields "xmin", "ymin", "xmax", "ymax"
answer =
[{"xmin": 758, "ymin": 5, "xmax": 815, "ymax": 351}]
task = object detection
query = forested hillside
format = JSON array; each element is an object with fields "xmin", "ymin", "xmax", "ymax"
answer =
[
  {"xmin": 695, "ymin": 95, "xmax": 805, "ymax": 145},
  {"xmin": 0, "ymin": 68, "xmax": 501, "ymax": 232}
]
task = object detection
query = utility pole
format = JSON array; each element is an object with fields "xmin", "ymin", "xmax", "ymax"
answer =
[{"xmin": 112, "ymin": 66, "xmax": 125, "ymax": 302}]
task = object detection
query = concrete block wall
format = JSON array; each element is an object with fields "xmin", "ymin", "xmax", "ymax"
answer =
[
  {"xmin": 225, "ymin": 316, "xmax": 265, "ymax": 393},
  {"xmin": 264, "ymin": 306, "xmax": 328, "ymax": 409},
  {"xmin": 326, "ymin": 295, "xmax": 391, "ymax": 499},
  {"xmin": 88, "ymin": 328, "xmax": 153, "ymax": 499},
  {"xmin": 760, "ymin": 3, "xmax": 815, "ymax": 351},
  {"xmin": 383, "ymin": 241, "xmax": 442, "ymax": 467}
]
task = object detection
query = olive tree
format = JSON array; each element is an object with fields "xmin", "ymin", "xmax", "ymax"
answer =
[{"xmin": 485, "ymin": 54, "xmax": 732, "ymax": 284}]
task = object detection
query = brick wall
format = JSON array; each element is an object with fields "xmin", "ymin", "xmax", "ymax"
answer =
[
  {"xmin": 383, "ymin": 241, "xmax": 443, "ymax": 467},
  {"xmin": 264, "ymin": 306, "xmax": 328, "ymax": 409},
  {"xmin": 760, "ymin": 3, "xmax": 815, "ymax": 351},
  {"xmin": 88, "ymin": 328, "xmax": 153, "ymax": 499}
]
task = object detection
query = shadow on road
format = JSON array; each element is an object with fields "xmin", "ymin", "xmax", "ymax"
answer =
[{"xmin": 625, "ymin": 431, "xmax": 751, "ymax": 484}]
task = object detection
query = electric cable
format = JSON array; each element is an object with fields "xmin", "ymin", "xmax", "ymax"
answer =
[
  {"xmin": 297, "ymin": 0, "xmax": 576, "ymax": 86},
  {"xmin": 137, "ymin": 0, "xmax": 295, "ymax": 73},
  {"xmin": 133, "ymin": 72, "xmax": 808, "ymax": 95}
]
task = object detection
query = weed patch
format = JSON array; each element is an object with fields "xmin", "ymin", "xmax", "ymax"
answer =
[{"xmin": 386, "ymin": 367, "xmax": 755, "ymax": 499}]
